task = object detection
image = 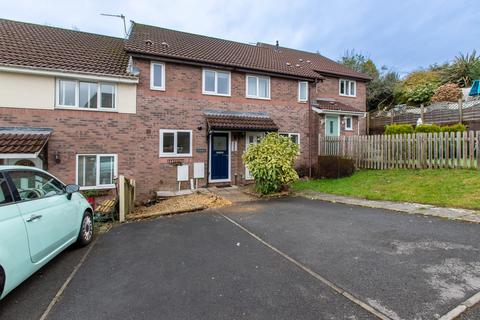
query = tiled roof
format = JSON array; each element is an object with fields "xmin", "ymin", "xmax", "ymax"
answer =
[
  {"xmin": 314, "ymin": 99, "xmax": 363, "ymax": 113},
  {"xmin": 0, "ymin": 19, "xmax": 133, "ymax": 78},
  {"xmin": 0, "ymin": 127, "xmax": 52, "ymax": 154},
  {"xmin": 204, "ymin": 110, "xmax": 278, "ymax": 131},
  {"xmin": 125, "ymin": 23, "xmax": 371, "ymax": 81}
]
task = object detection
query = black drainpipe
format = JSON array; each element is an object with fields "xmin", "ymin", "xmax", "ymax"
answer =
[{"xmin": 206, "ymin": 126, "xmax": 211, "ymax": 188}]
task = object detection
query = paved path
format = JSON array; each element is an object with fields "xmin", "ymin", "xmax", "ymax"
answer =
[{"xmin": 297, "ymin": 190, "xmax": 480, "ymax": 223}]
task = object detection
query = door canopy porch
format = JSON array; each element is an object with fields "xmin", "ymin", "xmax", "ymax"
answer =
[
  {"xmin": 204, "ymin": 110, "xmax": 278, "ymax": 132},
  {"xmin": 0, "ymin": 127, "xmax": 52, "ymax": 159},
  {"xmin": 312, "ymin": 99, "xmax": 366, "ymax": 117}
]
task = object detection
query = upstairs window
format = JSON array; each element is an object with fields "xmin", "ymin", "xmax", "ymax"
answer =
[
  {"xmin": 58, "ymin": 80, "xmax": 77, "ymax": 106},
  {"xmin": 246, "ymin": 75, "xmax": 270, "ymax": 99},
  {"xmin": 56, "ymin": 79, "xmax": 116, "ymax": 110},
  {"xmin": 339, "ymin": 79, "xmax": 356, "ymax": 97},
  {"xmin": 150, "ymin": 62, "xmax": 165, "ymax": 90},
  {"xmin": 203, "ymin": 69, "xmax": 230, "ymax": 96},
  {"xmin": 298, "ymin": 81, "xmax": 308, "ymax": 102}
]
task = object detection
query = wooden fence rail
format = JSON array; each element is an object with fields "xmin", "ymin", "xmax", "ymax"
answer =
[{"xmin": 319, "ymin": 131, "xmax": 480, "ymax": 170}]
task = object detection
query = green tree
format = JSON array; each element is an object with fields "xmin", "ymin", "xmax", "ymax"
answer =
[
  {"xmin": 395, "ymin": 70, "xmax": 442, "ymax": 105},
  {"xmin": 441, "ymin": 50, "xmax": 480, "ymax": 87},
  {"xmin": 367, "ymin": 69, "xmax": 400, "ymax": 110},
  {"xmin": 242, "ymin": 133, "xmax": 299, "ymax": 194},
  {"xmin": 338, "ymin": 50, "xmax": 379, "ymax": 79}
]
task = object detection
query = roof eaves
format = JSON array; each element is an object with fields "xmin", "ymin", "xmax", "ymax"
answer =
[
  {"xmin": 0, "ymin": 63, "xmax": 139, "ymax": 82},
  {"xmin": 127, "ymin": 51, "xmax": 322, "ymax": 81},
  {"xmin": 315, "ymin": 70, "xmax": 372, "ymax": 82}
]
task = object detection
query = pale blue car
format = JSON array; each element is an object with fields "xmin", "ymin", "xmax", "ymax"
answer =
[{"xmin": 0, "ymin": 166, "xmax": 93, "ymax": 300}]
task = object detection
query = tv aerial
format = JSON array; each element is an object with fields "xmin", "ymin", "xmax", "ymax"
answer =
[{"xmin": 100, "ymin": 13, "xmax": 128, "ymax": 37}]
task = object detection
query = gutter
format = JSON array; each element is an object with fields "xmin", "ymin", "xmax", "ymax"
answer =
[{"xmin": 0, "ymin": 65, "xmax": 139, "ymax": 84}]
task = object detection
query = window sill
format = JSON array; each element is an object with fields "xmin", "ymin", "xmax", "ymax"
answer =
[
  {"xmin": 246, "ymin": 96, "xmax": 271, "ymax": 101},
  {"xmin": 339, "ymin": 94, "xmax": 356, "ymax": 98},
  {"xmin": 79, "ymin": 185, "xmax": 115, "ymax": 191},
  {"xmin": 202, "ymin": 91, "xmax": 231, "ymax": 97},
  {"xmin": 297, "ymin": 100, "xmax": 308, "ymax": 104},
  {"xmin": 159, "ymin": 154, "xmax": 193, "ymax": 158},
  {"xmin": 345, "ymin": 128, "xmax": 353, "ymax": 131},
  {"xmin": 55, "ymin": 106, "xmax": 118, "ymax": 113},
  {"xmin": 150, "ymin": 86, "xmax": 166, "ymax": 91}
]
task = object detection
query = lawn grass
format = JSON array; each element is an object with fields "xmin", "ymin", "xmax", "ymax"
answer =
[{"xmin": 293, "ymin": 169, "xmax": 480, "ymax": 210}]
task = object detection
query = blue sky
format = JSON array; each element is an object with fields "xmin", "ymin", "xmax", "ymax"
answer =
[{"xmin": 1, "ymin": 0, "xmax": 478, "ymax": 75}]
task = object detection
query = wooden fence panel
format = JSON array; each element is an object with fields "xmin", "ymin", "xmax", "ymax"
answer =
[{"xmin": 317, "ymin": 131, "xmax": 478, "ymax": 170}]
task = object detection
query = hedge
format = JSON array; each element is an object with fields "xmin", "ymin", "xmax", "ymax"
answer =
[
  {"xmin": 384, "ymin": 124, "xmax": 414, "ymax": 135},
  {"xmin": 415, "ymin": 124, "xmax": 441, "ymax": 133},
  {"xmin": 385, "ymin": 123, "xmax": 467, "ymax": 134}
]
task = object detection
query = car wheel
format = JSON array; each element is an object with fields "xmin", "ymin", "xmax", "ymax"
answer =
[
  {"xmin": 76, "ymin": 210, "xmax": 93, "ymax": 247},
  {"xmin": 0, "ymin": 266, "xmax": 5, "ymax": 298}
]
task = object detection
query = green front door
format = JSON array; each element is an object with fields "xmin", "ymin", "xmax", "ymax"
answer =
[{"xmin": 325, "ymin": 115, "xmax": 339, "ymax": 137}]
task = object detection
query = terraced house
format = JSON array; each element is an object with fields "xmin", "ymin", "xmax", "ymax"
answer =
[{"xmin": 0, "ymin": 19, "xmax": 370, "ymax": 201}]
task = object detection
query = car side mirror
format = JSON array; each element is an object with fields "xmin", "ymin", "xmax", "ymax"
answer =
[{"xmin": 65, "ymin": 184, "xmax": 80, "ymax": 200}]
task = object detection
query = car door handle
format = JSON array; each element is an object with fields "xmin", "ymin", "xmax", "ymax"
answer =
[{"xmin": 26, "ymin": 214, "xmax": 43, "ymax": 222}]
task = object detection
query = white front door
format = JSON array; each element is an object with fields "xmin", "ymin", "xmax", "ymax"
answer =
[{"xmin": 245, "ymin": 132, "xmax": 264, "ymax": 180}]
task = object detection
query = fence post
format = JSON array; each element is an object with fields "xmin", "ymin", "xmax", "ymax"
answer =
[
  {"xmin": 477, "ymin": 131, "xmax": 480, "ymax": 170},
  {"xmin": 458, "ymin": 99, "xmax": 463, "ymax": 124},
  {"xmin": 119, "ymin": 175, "xmax": 125, "ymax": 222},
  {"xmin": 368, "ymin": 111, "xmax": 370, "ymax": 136},
  {"xmin": 420, "ymin": 104, "xmax": 425, "ymax": 124}
]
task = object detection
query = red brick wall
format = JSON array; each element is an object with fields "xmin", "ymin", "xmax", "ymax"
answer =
[
  {"xmin": 132, "ymin": 58, "xmax": 313, "ymax": 198},
  {"xmin": 0, "ymin": 60, "xmax": 368, "ymax": 201},
  {"xmin": 314, "ymin": 77, "xmax": 367, "ymax": 112},
  {"xmin": 0, "ymin": 107, "xmax": 137, "ymax": 186}
]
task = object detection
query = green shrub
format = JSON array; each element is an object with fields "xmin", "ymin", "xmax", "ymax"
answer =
[
  {"xmin": 415, "ymin": 124, "xmax": 441, "ymax": 133},
  {"xmin": 431, "ymin": 83, "xmax": 462, "ymax": 102},
  {"xmin": 243, "ymin": 132, "xmax": 299, "ymax": 194},
  {"xmin": 385, "ymin": 124, "xmax": 414, "ymax": 135},
  {"xmin": 441, "ymin": 123, "xmax": 467, "ymax": 132},
  {"xmin": 316, "ymin": 156, "xmax": 355, "ymax": 179}
]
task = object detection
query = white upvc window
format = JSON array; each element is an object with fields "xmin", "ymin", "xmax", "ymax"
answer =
[
  {"xmin": 246, "ymin": 75, "xmax": 270, "ymax": 99},
  {"xmin": 280, "ymin": 133, "xmax": 300, "ymax": 146},
  {"xmin": 76, "ymin": 154, "xmax": 117, "ymax": 189},
  {"xmin": 298, "ymin": 81, "xmax": 308, "ymax": 102},
  {"xmin": 344, "ymin": 116, "xmax": 353, "ymax": 130},
  {"xmin": 339, "ymin": 79, "xmax": 356, "ymax": 97},
  {"xmin": 202, "ymin": 69, "xmax": 231, "ymax": 96},
  {"xmin": 56, "ymin": 79, "xmax": 117, "ymax": 110},
  {"xmin": 150, "ymin": 62, "xmax": 166, "ymax": 90},
  {"xmin": 159, "ymin": 129, "xmax": 193, "ymax": 157}
]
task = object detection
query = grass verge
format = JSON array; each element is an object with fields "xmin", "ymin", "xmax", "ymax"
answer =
[{"xmin": 293, "ymin": 169, "xmax": 480, "ymax": 210}]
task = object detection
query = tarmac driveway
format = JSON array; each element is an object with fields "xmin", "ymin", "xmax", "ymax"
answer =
[{"xmin": 1, "ymin": 197, "xmax": 479, "ymax": 319}]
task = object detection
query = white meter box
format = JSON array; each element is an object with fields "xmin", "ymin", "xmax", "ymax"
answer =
[
  {"xmin": 193, "ymin": 162, "xmax": 205, "ymax": 179},
  {"xmin": 177, "ymin": 164, "xmax": 189, "ymax": 182}
]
